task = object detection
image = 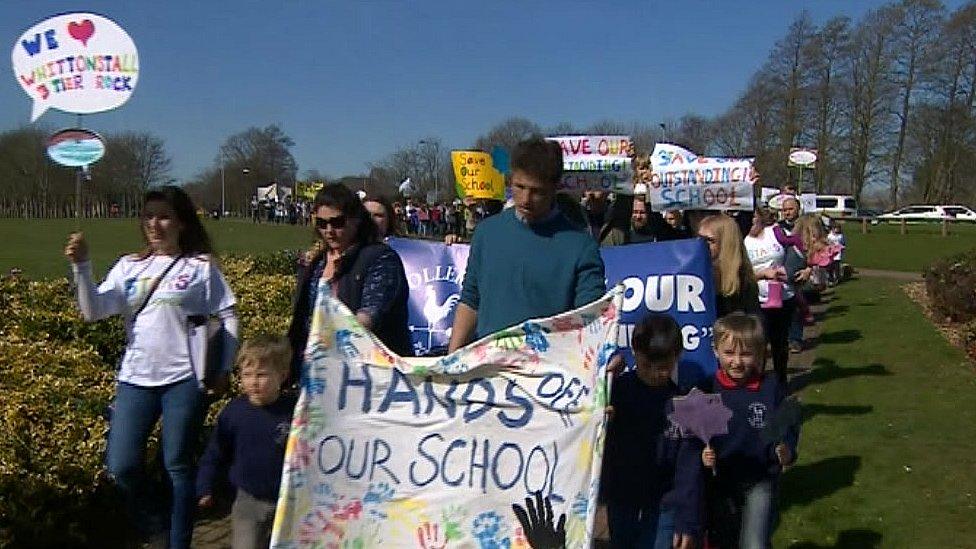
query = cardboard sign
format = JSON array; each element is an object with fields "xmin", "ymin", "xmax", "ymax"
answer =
[
  {"xmin": 548, "ymin": 135, "xmax": 633, "ymax": 193},
  {"xmin": 452, "ymin": 151, "xmax": 506, "ymax": 200},
  {"xmin": 46, "ymin": 127, "xmax": 104, "ymax": 167},
  {"xmin": 647, "ymin": 144, "xmax": 756, "ymax": 211},
  {"xmin": 12, "ymin": 12, "xmax": 139, "ymax": 121}
]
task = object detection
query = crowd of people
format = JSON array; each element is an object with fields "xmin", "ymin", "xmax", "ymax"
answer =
[{"xmin": 63, "ymin": 137, "xmax": 846, "ymax": 548}]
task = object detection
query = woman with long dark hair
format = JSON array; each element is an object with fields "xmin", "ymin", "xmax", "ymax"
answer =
[
  {"xmin": 288, "ymin": 184, "xmax": 412, "ymax": 377},
  {"xmin": 64, "ymin": 185, "xmax": 238, "ymax": 549},
  {"xmin": 363, "ymin": 194, "xmax": 400, "ymax": 239}
]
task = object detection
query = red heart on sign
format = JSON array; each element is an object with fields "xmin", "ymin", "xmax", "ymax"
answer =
[{"xmin": 68, "ymin": 19, "xmax": 95, "ymax": 46}]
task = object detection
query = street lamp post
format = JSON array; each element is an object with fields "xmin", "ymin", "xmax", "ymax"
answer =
[{"xmin": 219, "ymin": 145, "xmax": 225, "ymax": 218}]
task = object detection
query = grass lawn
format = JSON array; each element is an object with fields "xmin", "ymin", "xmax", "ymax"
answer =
[
  {"xmin": 774, "ymin": 277, "xmax": 976, "ymax": 548},
  {"xmin": 841, "ymin": 221, "xmax": 976, "ymax": 273},
  {"xmin": 0, "ymin": 218, "xmax": 314, "ymax": 278}
]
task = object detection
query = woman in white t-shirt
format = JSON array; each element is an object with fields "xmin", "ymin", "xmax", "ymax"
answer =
[
  {"xmin": 64, "ymin": 186, "xmax": 238, "ymax": 549},
  {"xmin": 744, "ymin": 207, "xmax": 797, "ymax": 384}
]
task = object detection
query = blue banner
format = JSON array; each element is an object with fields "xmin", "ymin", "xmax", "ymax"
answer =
[
  {"xmin": 389, "ymin": 237, "xmax": 717, "ymax": 384},
  {"xmin": 388, "ymin": 237, "xmax": 470, "ymax": 357},
  {"xmin": 601, "ymin": 238, "xmax": 717, "ymax": 385}
]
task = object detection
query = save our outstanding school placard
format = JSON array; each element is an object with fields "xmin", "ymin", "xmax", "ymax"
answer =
[{"xmin": 270, "ymin": 283, "xmax": 622, "ymax": 548}]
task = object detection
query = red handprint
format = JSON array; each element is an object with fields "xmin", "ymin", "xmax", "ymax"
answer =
[{"xmin": 417, "ymin": 521, "xmax": 447, "ymax": 549}]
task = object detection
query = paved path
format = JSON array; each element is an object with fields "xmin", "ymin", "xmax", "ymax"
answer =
[
  {"xmin": 191, "ymin": 299, "xmax": 830, "ymax": 549},
  {"xmin": 855, "ymin": 268, "xmax": 922, "ymax": 281}
]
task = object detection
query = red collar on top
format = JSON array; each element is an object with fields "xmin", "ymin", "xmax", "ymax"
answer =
[{"xmin": 716, "ymin": 369, "xmax": 762, "ymax": 391}]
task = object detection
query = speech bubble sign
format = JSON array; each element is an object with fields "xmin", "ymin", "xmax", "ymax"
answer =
[
  {"xmin": 12, "ymin": 12, "xmax": 139, "ymax": 122},
  {"xmin": 46, "ymin": 128, "xmax": 105, "ymax": 167}
]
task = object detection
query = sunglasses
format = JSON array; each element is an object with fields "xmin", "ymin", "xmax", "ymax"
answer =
[{"xmin": 315, "ymin": 215, "xmax": 347, "ymax": 230}]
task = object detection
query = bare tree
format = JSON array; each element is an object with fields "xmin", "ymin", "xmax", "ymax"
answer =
[
  {"xmin": 847, "ymin": 7, "xmax": 898, "ymax": 202},
  {"xmin": 887, "ymin": 0, "xmax": 944, "ymax": 207},
  {"xmin": 806, "ymin": 16, "xmax": 852, "ymax": 193},
  {"xmin": 473, "ymin": 117, "xmax": 542, "ymax": 152}
]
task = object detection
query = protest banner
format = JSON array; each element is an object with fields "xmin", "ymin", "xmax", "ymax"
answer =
[
  {"xmin": 601, "ymin": 238, "xmax": 717, "ymax": 385},
  {"xmin": 12, "ymin": 13, "xmax": 139, "ymax": 122},
  {"xmin": 295, "ymin": 181, "xmax": 324, "ymax": 201},
  {"xmin": 271, "ymin": 285, "xmax": 621, "ymax": 548},
  {"xmin": 388, "ymin": 237, "xmax": 470, "ymax": 357},
  {"xmin": 647, "ymin": 143, "xmax": 756, "ymax": 211},
  {"xmin": 389, "ymin": 238, "xmax": 717, "ymax": 384},
  {"xmin": 451, "ymin": 150, "xmax": 506, "ymax": 200},
  {"xmin": 547, "ymin": 135, "xmax": 634, "ymax": 193},
  {"xmin": 257, "ymin": 183, "xmax": 292, "ymax": 202}
]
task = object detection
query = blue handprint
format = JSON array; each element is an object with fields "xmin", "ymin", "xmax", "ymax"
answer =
[
  {"xmin": 522, "ymin": 322, "xmax": 550, "ymax": 353},
  {"xmin": 335, "ymin": 329, "xmax": 361, "ymax": 359},
  {"xmin": 472, "ymin": 511, "xmax": 510, "ymax": 549}
]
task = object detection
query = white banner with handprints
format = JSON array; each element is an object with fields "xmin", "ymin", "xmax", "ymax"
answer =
[{"xmin": 271, "ymin": 286, "xmax": 621, "ymax": 548}]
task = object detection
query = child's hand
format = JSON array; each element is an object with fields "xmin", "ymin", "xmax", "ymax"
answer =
[
  {"xmin": 701, "ymin": 446, "xmax": 716, "ymax": 468},
  {"xmin": 775, "ymin": 443, "xmax": 793, "ymax": 467},
  {"xmin": 672, "ymin": 532, "xmax": 695, "ymax": 549},
  {"xmin": 198, "ymin": 495, "xmax": 214, "ymax": 508}
]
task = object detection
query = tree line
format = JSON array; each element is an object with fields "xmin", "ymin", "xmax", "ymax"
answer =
[
  {"xmin": 0, "ymin": 126, "xmax": 171, "ymax": 217},
  {"xmin": 2, "ymin": 0, "xmax": 973, "ymax": 217}
]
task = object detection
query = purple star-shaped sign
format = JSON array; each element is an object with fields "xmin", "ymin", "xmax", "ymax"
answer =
[{"xmin": 670, "ymin": 388, "xmax": 733, "ymax": 444}]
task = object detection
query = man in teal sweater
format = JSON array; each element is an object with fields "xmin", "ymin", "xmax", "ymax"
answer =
[{"xmin": 448, "ymin": 138, "xmax": 607, "ymax": 349}]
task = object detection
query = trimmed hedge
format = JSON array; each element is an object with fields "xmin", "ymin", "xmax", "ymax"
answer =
[
  {"xmin": 923, "ymin": 248, "xmax": 976, "ymax": 323},
  {"xmin": 0, "ymin": 254, "xmax": 295, "ymax": 547},
  {"xmin": 923, "ymin": 248, "xmax": 976, "ymax": 362}
]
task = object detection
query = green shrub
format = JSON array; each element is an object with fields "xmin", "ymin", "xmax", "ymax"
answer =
[
  {"xmin": 222, "ymin": 249, "xmax": 300, "ymax": 276},
  {"xmin": 922, "ymin": 248, "xmax": 976, "ymax": 323},
  {"xmin": 0, "ymin": 251, "xmax": 296, "ymax": 546}
]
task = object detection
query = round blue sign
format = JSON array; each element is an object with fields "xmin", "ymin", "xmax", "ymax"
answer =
[{"xmin": 46, "ymin": 128, "xmax": 105, "ymax": 167}]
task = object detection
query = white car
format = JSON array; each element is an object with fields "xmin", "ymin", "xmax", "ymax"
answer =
[{"xmin": 875, "ymin": 204, "xmax": 976, "ymax": 223}]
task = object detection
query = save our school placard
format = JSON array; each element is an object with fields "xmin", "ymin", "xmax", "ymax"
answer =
[{"xmin": 271, "ymin": 285, "xmax": 622, "ymax": 548}]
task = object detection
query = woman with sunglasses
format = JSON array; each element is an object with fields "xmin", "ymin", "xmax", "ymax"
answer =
[
  {"xmin": 64, "ymin": 186, "xmax": 238, "ymax": 549},
  {"xmin": 288, "ymin": 184, "xmax": 412, "ymax": 378}
]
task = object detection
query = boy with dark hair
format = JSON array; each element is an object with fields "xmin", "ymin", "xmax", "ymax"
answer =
[
  {"xmin": 601, "ymin": 314, "xmax": 701, "ymax": 548},
  {"xmin": 510, "ymin": 137, "xmax": 563, "ymax": 190},
  {"xmin": 448, "ymin": 137, "xmax": 606, "ymax": 350}
]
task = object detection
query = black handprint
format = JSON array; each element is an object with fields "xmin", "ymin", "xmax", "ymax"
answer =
[{"xmin": 511, "ymin": 491, "xmax": 566, "ymax": 549}]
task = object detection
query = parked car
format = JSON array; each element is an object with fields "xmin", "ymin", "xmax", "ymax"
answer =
[
  {"xmin": 814, "ymin": 195, "xmax": 858, "ymax": 218},
  {"xmin": 874, "ymin": 204, "xmax": 976, "ymax": 223}
]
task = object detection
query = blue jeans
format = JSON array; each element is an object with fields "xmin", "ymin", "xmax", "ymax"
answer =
[
  {"xmin": 707, "ymin": 478, "xmax": 777, "ymax": 549},
  {"xmin": 789, "ymin": 304, "xmax": 804, "ymax": 345},
  {"xmin": 607, "ymin": 502, "xmax": 674, "ymax": 549},
  {"xmin": 106, "ymin": 377, "xmax": 206, "ymax": 549}
]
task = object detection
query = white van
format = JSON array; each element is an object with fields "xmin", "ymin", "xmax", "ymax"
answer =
[{"xmin": 814, "ymin": 195, "xmax": 857, "ymax": 218}]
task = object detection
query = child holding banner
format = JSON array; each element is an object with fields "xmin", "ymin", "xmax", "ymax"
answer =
[
  {"xmin": 700, "ymin": 314, "xmax": 798, "ymax": 548},
  {"xmin": 196, "ymin": 336, "xmax": 297, "ymax": 549},
  {"xmin": 601, "ymin": 315, "xmax": 701, "ymax": 549}
]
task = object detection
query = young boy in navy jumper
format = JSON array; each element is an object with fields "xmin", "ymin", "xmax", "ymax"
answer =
[
  {"xmin": 601, "ymin": 315, "xmax": 702, "ymax": 549},
  {"xmin": 700, "ymin": 313, "xmax": 798, "ymax": 548},
  {"xmin": 196, "ymin": 336, "xmax": 297, "ymax": 549}
]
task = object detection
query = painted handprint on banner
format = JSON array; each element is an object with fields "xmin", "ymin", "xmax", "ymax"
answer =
[{"xmin": 416, "ymin": 522, "xmax": 447, "ymax": 549}]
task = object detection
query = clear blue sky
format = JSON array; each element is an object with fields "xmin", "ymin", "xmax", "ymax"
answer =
[{"xmin": 2, "ymin": 1, "xmax": 961, "ymax": 182}]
